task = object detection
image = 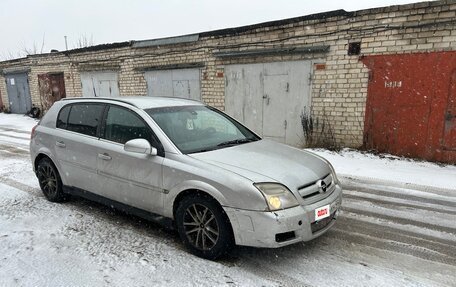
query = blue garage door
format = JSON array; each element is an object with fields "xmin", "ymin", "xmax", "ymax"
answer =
[{"xmin": 5, "ymin": 73, "xmax": 32, "ymax": 114}]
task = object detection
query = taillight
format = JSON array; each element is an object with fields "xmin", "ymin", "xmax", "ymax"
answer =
[{"xmin": 31, "ymin": 125, "xmax": 38, "ymax": 139}]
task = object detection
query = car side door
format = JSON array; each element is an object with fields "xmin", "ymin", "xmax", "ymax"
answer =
[
  {"xmin": 54, "ymin": 102, "xmax": 106, "ymax": 194},
  {"xmin": 96, "ymin": 104, "xmax": 165, "ymax": 214}
]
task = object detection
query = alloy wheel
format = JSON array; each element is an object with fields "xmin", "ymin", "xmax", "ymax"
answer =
[
  {"xmin": 183, "ymin": 203, "xmax": 220, "ymax": 251},
  {"xmin": 38, "ymin": 163, "xmax": 58, "ymax": 198}
]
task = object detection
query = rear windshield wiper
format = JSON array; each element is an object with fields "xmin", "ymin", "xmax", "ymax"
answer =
[{"xmin": 217, "ymin": 138, "xmax": 257, "ymax": 147}]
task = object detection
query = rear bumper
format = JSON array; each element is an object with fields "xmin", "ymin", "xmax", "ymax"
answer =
[{"xmin": 225, "ymin": 184, "xmax": 342, "ymax": 248}]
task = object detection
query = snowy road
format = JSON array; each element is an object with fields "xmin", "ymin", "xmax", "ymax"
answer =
[{"xmin": 0, "ymin": 114, "xmax": 455, "ymax": 286}]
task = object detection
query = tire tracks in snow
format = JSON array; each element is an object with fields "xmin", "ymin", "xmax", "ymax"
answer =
[
  {"xmin": 336, "ymin": 182, "xmax": 456, "ymax": 267},
  {"xmin": 341, "ymin": 176, "xmax": 456, "ymax": 199},
  {"xmin": 343, "ymin": 184, "xmax": 456, "ymax": 206},
  {"xmin": 0, "ymin": 127, "xmax": 31, "ymax": 135},
  {"xmin": 0, "ymin": 144, "xmax": 29, "ymax": 157},
  {"xmin": 227, "ymin": 255, "xmax": 311, "ymax": 287},
  {"xmin": 0, "ymin": 126, "xmax": 31, "ymax": 151},
  {"xmin": 329, "ymin": 227, "xmax": 456, "ymax": 266},
  {"xmin": 331, "ymin": 217, "xmax": 456, "ymax": 265},
  {"xmin": 0, "ymin": 176, "xmax": 41, "ymax": 196},
  {"xmin": 0, "ymin": 139, "xmax": 29, "ymax": 151},
  {"xmin": 343, "ymin": 192, "xmax": 456, "ymax": 215},
  {"xmin": 341, "ymin": 206, "xmax": 456, "ymax": 235}
]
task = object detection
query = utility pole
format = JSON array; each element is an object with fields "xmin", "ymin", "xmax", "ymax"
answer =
[{"xmin": 64, "ymin": 36, "xmax": 68, "ymax": 50}]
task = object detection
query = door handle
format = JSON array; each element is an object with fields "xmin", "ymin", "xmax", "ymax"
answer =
[
  {"xmin": 55, "ymin": 141, "xmax": 66, "ymax": 148},
  {"xmin": 98, "ymin": 153, "xmax": 112, "ymax": 161}
]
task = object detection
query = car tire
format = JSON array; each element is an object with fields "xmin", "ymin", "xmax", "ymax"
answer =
[
  {"xmin": 176, "ymin": 194, "xmax": 233, "ymax": 260},
  {"xmin": 36, "ymin": 157, "xmax": 68, "ymax": 202}
]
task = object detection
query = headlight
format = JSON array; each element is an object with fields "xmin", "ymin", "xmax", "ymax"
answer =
[{"xmin": 254, "ymin": 183, "xmax": 299, "ymax": 211}]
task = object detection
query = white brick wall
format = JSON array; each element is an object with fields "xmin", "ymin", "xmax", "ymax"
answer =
[{"xmin": 0, "ymin": 0, "xmax": 455, "ymax": 147}]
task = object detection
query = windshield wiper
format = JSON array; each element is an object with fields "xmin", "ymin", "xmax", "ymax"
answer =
[
  {"xmin": 217, "ymin": 138, "xmax": 257, "ymax": 147},
  {"xmin": 189, "ymin": 138, "xmax": 258, "ymax": 153}
]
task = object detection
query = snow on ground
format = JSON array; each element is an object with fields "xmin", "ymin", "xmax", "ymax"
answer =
[
  {"xmin": 0, "ymin": 183, "xmax": 274, "ymax": 286},
  {"xmin": 311, "ymin": 148, "xmax": 456, "ymax": 191},
  {"xmin": 1, "ymin": 113, "xmax": 456, "ymax": 286},
  {"xmin": 0, "ymin": 113, "xmax": 37, "ymax": 151},
  {"xmin": 0, "ymin": 113, "xmax": 38, "ymax": 132}
]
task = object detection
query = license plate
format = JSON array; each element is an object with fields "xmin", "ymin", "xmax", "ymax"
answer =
[{"xmin": 315, "ymin": 204, "xmax": 331, "ymax": 221}]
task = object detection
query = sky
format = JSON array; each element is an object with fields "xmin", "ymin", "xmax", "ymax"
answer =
[{"xmin": 0, "ymin": 0, "xmax": 424, "ymax": 60}]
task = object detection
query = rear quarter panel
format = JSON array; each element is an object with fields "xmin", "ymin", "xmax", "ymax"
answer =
[{"xmin": 30, "ymin": 101, "xmax": 68, "ymax": 184}]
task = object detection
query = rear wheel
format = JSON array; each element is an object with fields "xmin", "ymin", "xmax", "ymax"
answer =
[
  {"xmin": 176, "ymin": 194, "xmax": 233, "ymax": 260},
  {"xmin": 36, "ymin": 157, "xmax": 67, "ymax": 202}
]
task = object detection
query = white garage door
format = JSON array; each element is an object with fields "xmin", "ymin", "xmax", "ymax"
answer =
[
  {"xmin": 145, "ymin": 68, "xmax": 201, "ymax": 100},
  {"xmin": 80, "ymin": 71, "xmax": 119, "ymax": 98},
  {"xmin": 225, "ymin": 60, "xmax": 312, "ymax": 146}
]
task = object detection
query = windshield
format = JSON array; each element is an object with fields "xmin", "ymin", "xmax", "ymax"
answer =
[{"xmin": 145, "ymin": 105, "xmax": 260, "ymax": 154}]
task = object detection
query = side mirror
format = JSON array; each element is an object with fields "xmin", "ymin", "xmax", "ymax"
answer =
[{"xmin": 124, "ymin": 138, "xmax": 158, "ymax": 156}]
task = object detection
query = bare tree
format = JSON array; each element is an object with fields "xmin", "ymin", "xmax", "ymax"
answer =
[
  {"xmin": 0, "ymin": 33, "xmax": 46, "ymax": 61},
  {"xmin": 21, "ymin": 33, "xmax": 46, "ymax": 56},
  {"xmin": 74, "ymin": 34, "xmax": 94, "ymax": 48},
  {"xmin": 1, "ymin": 33, "xmax": 96, "ymax": 61},
  {"xmin": 0, "ymin": 50, "xmax": 23, "ymax": 61},
  {"xmin": 22, "ymin": 42, "xmax": 39, "ymax": 55}
]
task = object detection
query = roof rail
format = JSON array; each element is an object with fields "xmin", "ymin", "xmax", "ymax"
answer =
[{"xmin": 61, "ymin": 97, "xmax": 138, "ymax": 108}]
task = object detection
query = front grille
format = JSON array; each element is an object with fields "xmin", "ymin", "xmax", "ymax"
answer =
[
  {"xmin": 298, "ymin": 173, "xmax": 335, "ymax": 205},
  {"xmin": 302, "ymin": 190, "xmax": 320, "ymax": 200},
  {"xmin": 311, "ymin": 212, "xmax": 336, "ymax": 234}
]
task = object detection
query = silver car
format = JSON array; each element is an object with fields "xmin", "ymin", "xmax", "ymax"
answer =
[{"xmin": 30, "ymin": 97, "xmax": 342, "ymax": 259}]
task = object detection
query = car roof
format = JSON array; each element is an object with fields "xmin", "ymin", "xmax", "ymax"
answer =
[{"xmin": 61, "ymin": 96, "xmax": 204, "ymax": 109}]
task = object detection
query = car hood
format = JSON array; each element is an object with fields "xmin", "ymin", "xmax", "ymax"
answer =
[{"xmin": 190, "ymin": 140, "xmax": 331, "ymax": 191}]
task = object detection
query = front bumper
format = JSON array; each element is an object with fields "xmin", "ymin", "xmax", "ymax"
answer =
[{"xmin": 224, "ymin": 184, "xmax": 342, "ymax": 248}]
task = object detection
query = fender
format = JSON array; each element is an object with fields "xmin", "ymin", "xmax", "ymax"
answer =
[
  {"xmin": 34, "ymin": 146, "xmax": 69, "ymax": 186},
  {"xmin": 163, "ymin": 179, "xmax": 228, "ymax": 218}
]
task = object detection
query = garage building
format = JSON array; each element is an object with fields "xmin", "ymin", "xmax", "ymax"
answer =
[{"xmin": 0, "ymin": 0, "xmax": 455, "ymax": 162}]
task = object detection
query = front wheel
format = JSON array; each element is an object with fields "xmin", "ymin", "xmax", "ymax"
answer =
[
  {"xmin": 176, "ymin": 194, "xmax": 233, "ymax": 260},
  {"xmin": 36, "ymin": 157, "xmax": 67, "ymax": 202}
]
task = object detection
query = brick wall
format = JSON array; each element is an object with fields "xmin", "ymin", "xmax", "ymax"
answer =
[
  {"xmin": 0, "ymin": 75, "xmax": 7, "ymax": 109},
  {"xmin": 199, "ymin": 0, "xmax": 456, "ymax": 146},
  {"xmin": 1, "ymin": 0, "xmax": 455, "ymax": 148}
]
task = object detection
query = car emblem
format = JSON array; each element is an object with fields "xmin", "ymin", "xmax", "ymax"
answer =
[{"xmin": 317, "ymin": 180, "xmax": 327, "ymax": 193}]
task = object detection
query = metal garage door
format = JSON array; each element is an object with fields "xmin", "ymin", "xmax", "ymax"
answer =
[
  {"xmin": 362, "ymin": 51, "xmax": 456, "ymax": 163},
  {"xmin": 80, "ymin": 71, "xmax": 119, "ymax": 97},
  {"xmin": 5, "ymin": 73, "xmax": 32, "ymax": 114},
  {"xmin": 38, "ymin": 73, "xmax": 66, "ymax": 112},
  {"xmin": 225, "ymin": 60, "xmax": 312, "ymax": 146},
  {"xmin": 145, "ymin": 68, "xmax": 201, "ymax": 100}
]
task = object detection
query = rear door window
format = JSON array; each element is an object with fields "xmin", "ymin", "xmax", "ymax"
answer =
[
  {"xmin": 102, "ymin": 105, "xmax": 159, "ymax": 146},
  {"xmin": 66, "ymin": 103, "xmax": 105, "ymax": 137},
  {"xmin": 56, "ymin": 105, "xmax": 71, "ymax": 129}
]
